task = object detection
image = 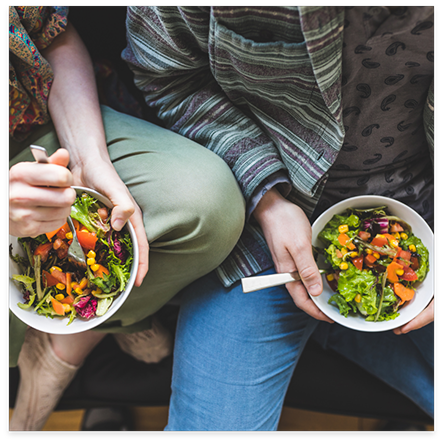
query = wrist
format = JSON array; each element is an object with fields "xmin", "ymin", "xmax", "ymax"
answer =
[{"xmin": 252, "ymin": 187, "xmax": 284, "ymax": 225}]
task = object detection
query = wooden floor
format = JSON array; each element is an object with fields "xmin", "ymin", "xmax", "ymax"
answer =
[{"xmin": 9, "ymin": 407, "xmax": 434, "ymax": 432}]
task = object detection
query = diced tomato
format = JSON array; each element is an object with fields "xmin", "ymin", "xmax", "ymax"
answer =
[
  {"xmin": 358, "ymin": 231, "xmax": 371, "ymax": 241},
  {"xmin": 390, "ymin": 222, "xmax": 404, "ymax": 233},
  {"xmin": 52, "ymin": 238, "xmax": 64, "ymax": 250},
  {"xmin": 56, "ymin": 241, "xmax": 69, "ymax": 260},
  {"xmin": 76, "ymin": 230, "xmax": 97, "ymax": 250},
  {"xmin": 395, "ymin": 248, "xmax": 411, "ymax": 262},
  {"xmin": 56, "ymin": 222, "xmax": 71, "ymax": 239},
  {"xmin": 410, "ymin": 256, "xmax": 419, "ymax": 271},
  {"xmin": 60, "ymin": 295, "xmax": 75, "ymax": 305},
  {"xmin": 33, "ymin": 243, "xmax": 53, "ymax": 263},
  {"xmin": 371, "ymin": 235, "xmax": 388, "ymax": 248},
  {"xmin": 352, "ymin": 256, "xmax": 364, "ymax": 271},
  {"xmin": 51, "ymin": 268, "xmax": 67, "ymax": 286},
  {"xmin": 401, "ymin": 266, "xmax": 418, "ymax": 281},
  {"xmin": 42, "ymin": 270, "xmax": 59, "ymax": 287},
  {"xmin": 364, "ymin": 255, "xmax": 376, "ymax": 267}
]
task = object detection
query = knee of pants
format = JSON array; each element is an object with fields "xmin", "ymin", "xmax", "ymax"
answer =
[{"xmin": 146, "ymin": 155, "xmax": 246, "ymax": 273}]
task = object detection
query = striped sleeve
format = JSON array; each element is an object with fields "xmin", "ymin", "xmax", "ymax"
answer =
[{"xmin": 122, "ymin": 6, "xmax": 289, "ymax": 204}]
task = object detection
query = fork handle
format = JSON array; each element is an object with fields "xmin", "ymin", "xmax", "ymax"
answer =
[
  {"xmin": 30, "ymin": 145, "xmax": 49, "ymax": 163},
  {"xmin": 241, "ymin": 272, "xmax": 300, "ymax": 293}
]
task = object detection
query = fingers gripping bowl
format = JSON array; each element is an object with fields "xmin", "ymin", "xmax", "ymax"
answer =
[
  {"xmin": 9, "ymin": 186, "xmax": 139, "ymax": 334},
  {"xmin": 311, "ymin": 196, "xmax": 433, "ymax": 332}
]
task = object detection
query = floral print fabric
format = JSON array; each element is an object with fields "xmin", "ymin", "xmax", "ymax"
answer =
[{"xmin": 9, "ymin": 6, "xmax": 68, "ymax": 141}]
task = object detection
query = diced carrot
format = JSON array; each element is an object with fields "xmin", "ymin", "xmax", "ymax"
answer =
[
  {"xmin": 93, "ymin": 264, "xmax": 109, "ymax": 279},
  {"xmin": 72, "ymin": 277, "xmax": 89, "ymax": 293},
  {"xmin": 393, "ymin": 282, "xmax": 415, "ymax": 303},
  {"xmin": 386, "ymin": 261, "xmax": 404, "ymax": 283},
  {"xmin": 51, "ymin": 297, "xmax": 65, "ymax": 316},
  {"xmin": 337, "ymin": 233, "xmax": 356, "ymax": 250},
  {"xmin": 72, "ymin": 219, "xmax": 80, "ymax": 230},
  {"xmin": 45, "ymin": 224, "xmax": 64, "ymax": 241},
  {"xmin": 66, "ymin": 272, "xmax": 72, "ymax": 296}
]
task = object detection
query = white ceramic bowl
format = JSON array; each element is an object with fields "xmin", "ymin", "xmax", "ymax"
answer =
[
  {"xmin": 311, "ymin": 195, "xmax": 434, "ymax": 332},
  {"xmin": 9, "ymin": 186, "xmax": 139, "ymax": 335}
]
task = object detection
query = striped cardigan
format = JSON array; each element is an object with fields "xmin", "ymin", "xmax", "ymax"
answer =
[{"xmin": 122, "ymin": 6, "xmax": 434, "ymax": 286}]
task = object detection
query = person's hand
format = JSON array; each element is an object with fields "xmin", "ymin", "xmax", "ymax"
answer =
[
  {"xmin": 393, "ymin": 299, "xmax": 434, "ymax": 335},
  {"xmin": 9, "ymin": 149, "xmax": 76, "ymax": 238},
  {"xmin": 253, "ymin": 187, "xmax": 333, "ymax": 322},
  {"xmin": 69, "ymin": 158, "xmax": 149, "ymax": 287}
]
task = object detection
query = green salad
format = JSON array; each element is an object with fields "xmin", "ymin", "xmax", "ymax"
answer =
[
  {"xmin": 10, "ymin": 192, "xmax": 133, "ymax": 325},
  {"xmin": 317, "ymin": 206, "xmax": 429, "ymax": 322}
]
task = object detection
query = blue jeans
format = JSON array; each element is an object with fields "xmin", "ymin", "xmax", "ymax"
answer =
[{"xmin": 166, "ymin": 268, "xmax": 434, "ymax": 431}]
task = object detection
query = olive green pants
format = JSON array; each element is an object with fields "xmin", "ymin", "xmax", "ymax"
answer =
[{"xmin": 10, "ymin": 105, "xmax": 245, "ymax": 365}]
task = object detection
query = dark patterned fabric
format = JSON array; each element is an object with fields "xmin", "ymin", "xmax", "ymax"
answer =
[{"xmin": 313, "ymin": 6, "xmax": 434, "ymax": 226}]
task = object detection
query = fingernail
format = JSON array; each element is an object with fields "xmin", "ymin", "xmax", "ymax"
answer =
[
  {"xmin": 308, "ymin": 283, "xmax": 321, "ymax": 295},
  {"xmin": 112, "ymin": 218, "xmax": 125, "ymax": 231}
]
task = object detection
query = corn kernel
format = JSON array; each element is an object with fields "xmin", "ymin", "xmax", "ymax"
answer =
[
  {"xmin": 340, "ymin": 262, "xmax": 349, "ymax": 270},
  {"xmin": 341, "ymin": 248, "xmax": 348, "ymax": 255},
  {"xmin": 55, "ymin": 293, "xmax": 64, "ymax": 301},
  {"xmin": 71, "ymin": 281, "xmax": 78, "ymax": 288},
  {"xmin": 390, "ymin": 239, "xmax": 399, "ymax": 248},
  {"xmin": 393, "ymin": 232, "xmax": 400, "ymax": 239},
  {"xmin": 50, "ymin": 266, "xmax": 62, "ymax": 273},
  {"xmin": 409, "ymin": 244, "xmax": 416, "ymax": 252},
  {"xmin": 350, "ymin": 252, "xmax": 358, "ymax": 258},
  {"xmin": 87, "ymin": 257, "xmax": 96, "ymax": 266},
  {"xmin": 74, "ymin": 287, "xmax": 82, "ymax": 295},
  {"xmin": 92, "ymin": 288, "xmax": 103, "ymax": 295},
  {"xmin": 366, "ymin": 248, "xmax": 373, "ymax": 255},
  {"xmin": 396, "ymin": 269, "xmax": 404, "ymax": 276},
  {"xmin": 87, "ymin": 250, "xmax": 96, "ymax": 259},
  {"xmin": 91, "ymin": 263, "xmax": 100, "ymax": 272},
  {"xmin": 338, "ymin": 225, "xmax": 349, "ymax": 234},
  {"xmin": 63, "ymin": 304, "xmax": 71, "ymax": 313},
  {"xmin": 56, "ymin": 283, "xmax": 66, "ymax": 291},
  {"xmin": 81, "ymin": 229, "xmax": 89, "ymax": 232},
  {"xmin": 65, "ymin": 232, "xmax": 73, "ymax": 240},
  {"xmin": 326, "ymin": 274, "xmax": 335, "ymax": 281},
  {"xmin": 354, "ymin": 294, "xmax": 362, "ymax": 303},
  {"xmin": 400, "ymin": 233, "xmax": 408, "ymax": 240},
  {"xmin": 373, "ymin": 252, "xmax": 380, "ymax": 260}
]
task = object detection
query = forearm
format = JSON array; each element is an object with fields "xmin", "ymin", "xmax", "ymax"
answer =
[{"xmin": 42, "ymin": 22, "xmax": 110, "ymax": 169}]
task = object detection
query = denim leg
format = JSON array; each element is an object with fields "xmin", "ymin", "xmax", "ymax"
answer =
[
  {"xmin": 311, "ymin": 322, "xmax": 434, "ymax": 418},
  {"xmin": 166, "ymin": 268, "xmax": 318, "ymax": 431}
]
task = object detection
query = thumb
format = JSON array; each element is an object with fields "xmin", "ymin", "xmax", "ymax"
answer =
[
  {"xmin": 295, "ymin": 250, "xmax": 323, "ymax": 296},
  {"xmin": 109, "ymin": 192, "xmax": 136, "ymax": 232},
  {"xmin": 48, "ymin": 148, "xmax": 70, "ymax": 168}
]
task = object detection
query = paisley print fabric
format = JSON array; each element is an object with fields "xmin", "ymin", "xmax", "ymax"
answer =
[
  {"xmin": 9, "ymin": 6, "xmax": 68, "ymax": 141},
  {"xmin": 313, "ymin": 6, "xmax": 434, "ymax": 226}
]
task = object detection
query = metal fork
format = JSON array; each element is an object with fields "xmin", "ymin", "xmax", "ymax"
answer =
[{"xmin": 30, "ymin": 145, "xmax": 86, "ymax": 267}]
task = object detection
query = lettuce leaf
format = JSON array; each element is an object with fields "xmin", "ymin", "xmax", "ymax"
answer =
[
  {"xmin": 400, "ymin": 234, "xmax": 429, "ymax": 282},
  {"xmin": 318, "ymin": 213, "xmax": 360, "ymax": 248}
]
